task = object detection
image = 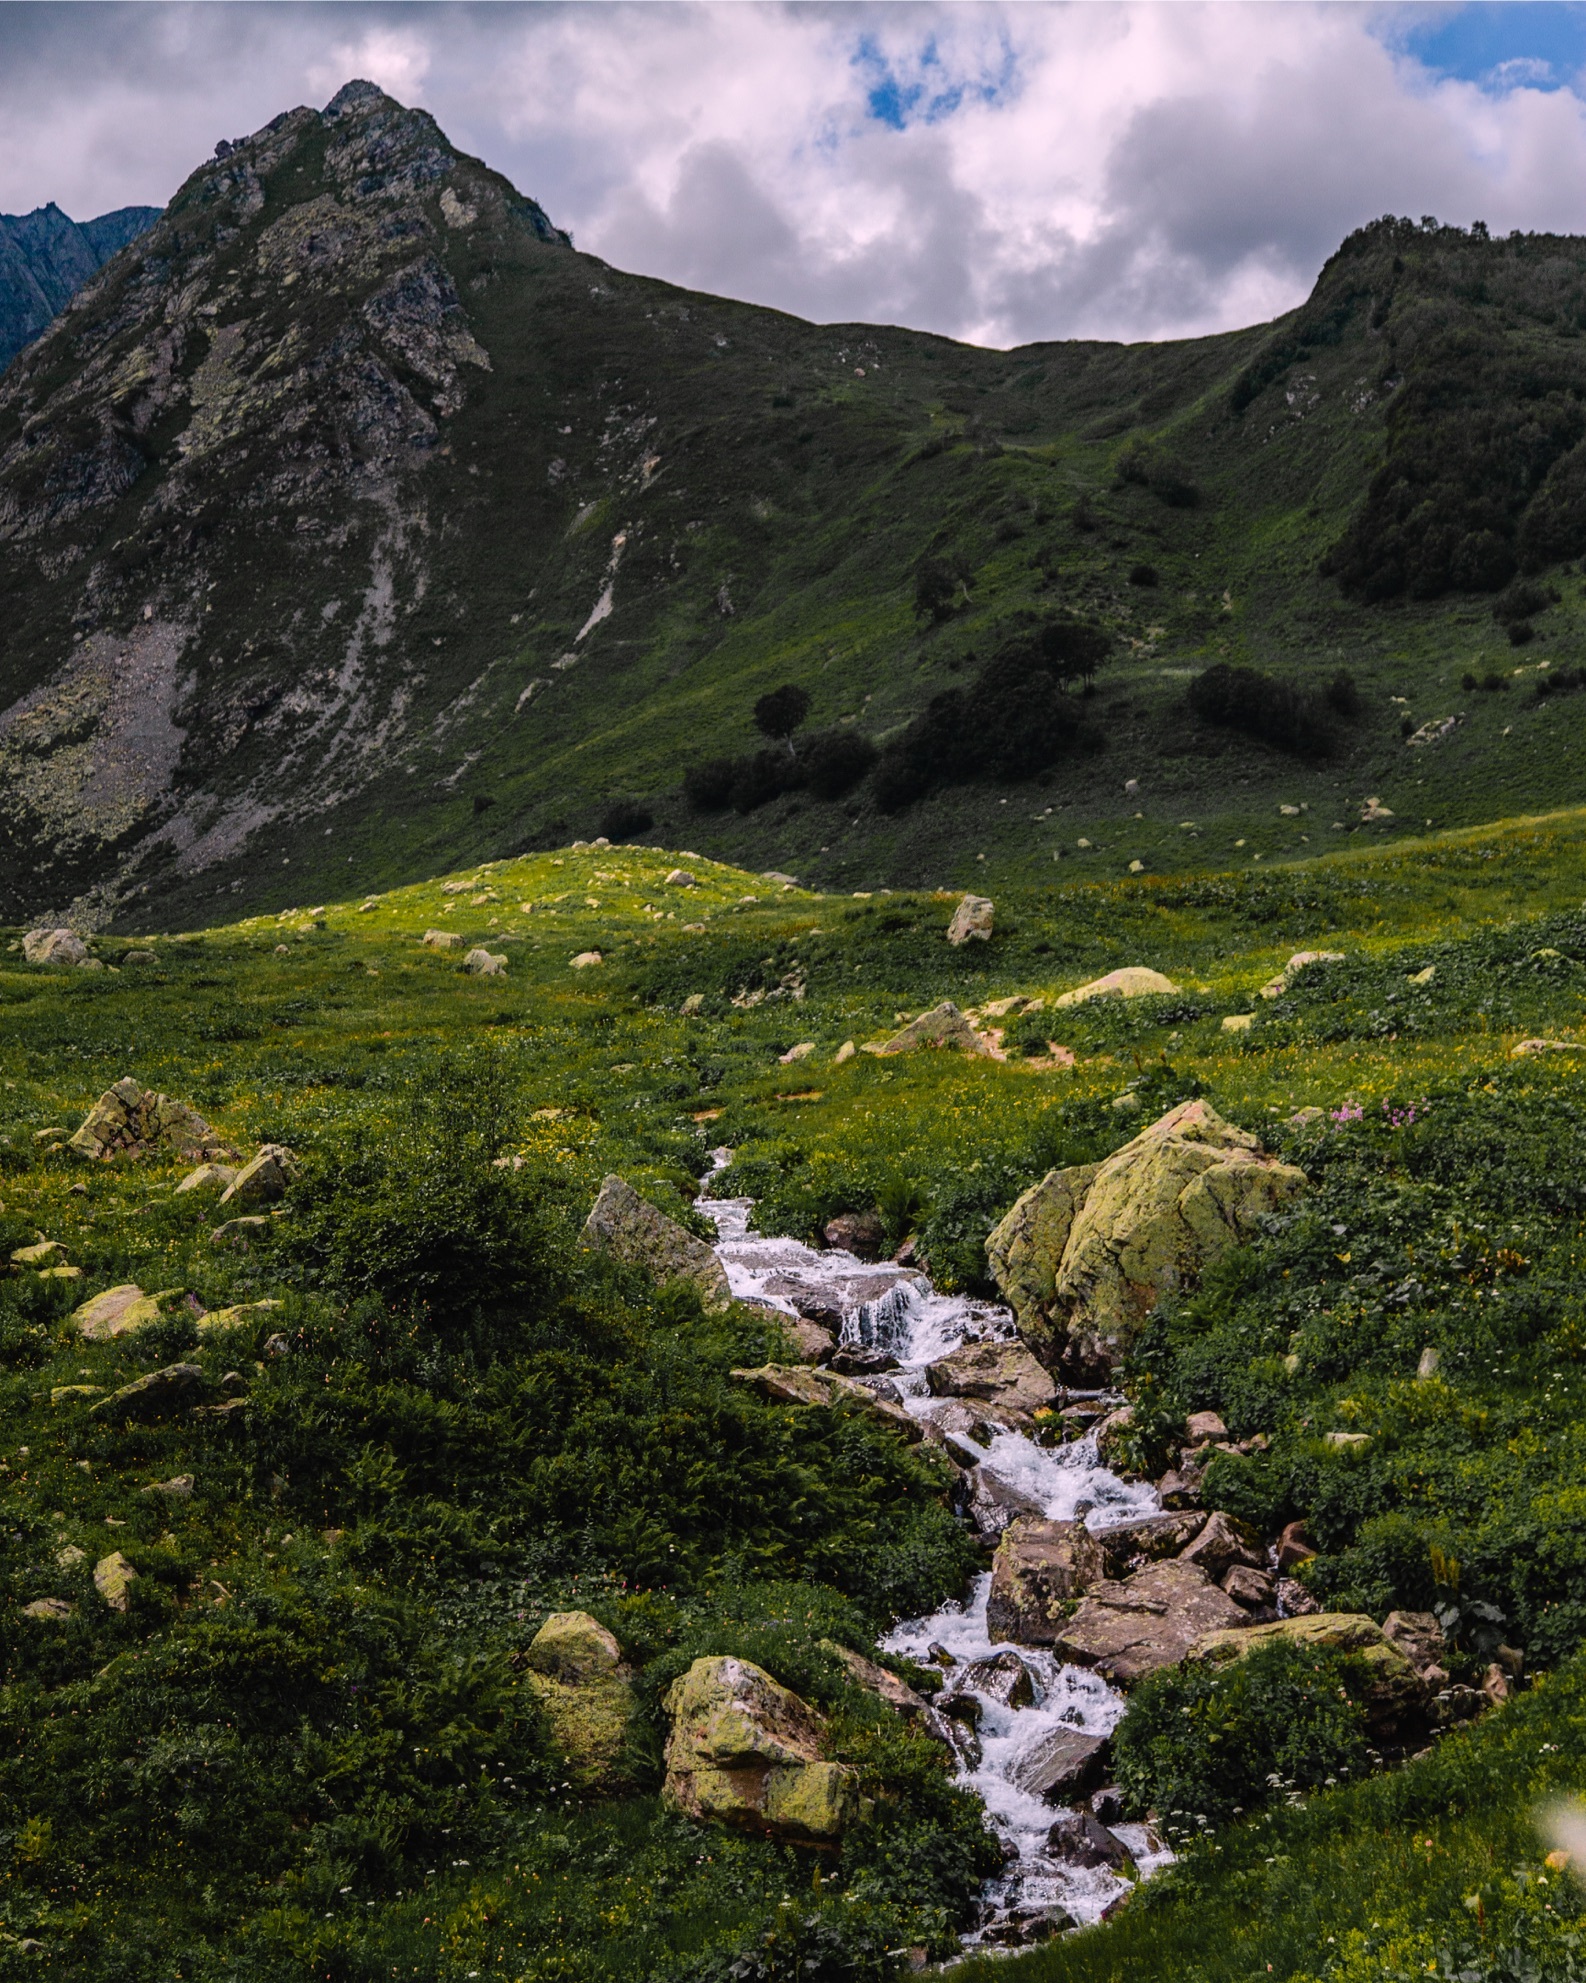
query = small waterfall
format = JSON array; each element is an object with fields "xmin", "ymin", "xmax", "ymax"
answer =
[{"xmin": 699, "ymin": 1157, "xmax": 1172, "ymax": 1939}]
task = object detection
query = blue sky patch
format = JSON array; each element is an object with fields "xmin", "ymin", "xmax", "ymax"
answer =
[
  {"xmin": 1394, "ymin": 3, "xmax": 1586, "ymax": 93},
  {"xmin": 853, "ymin": 31, "xmax": 1016, "ymax": 132}
]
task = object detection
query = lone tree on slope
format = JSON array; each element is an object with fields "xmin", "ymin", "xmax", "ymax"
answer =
[{"xmin": 753, "ymin": 684, "xmax": 811, "ymax": 756}]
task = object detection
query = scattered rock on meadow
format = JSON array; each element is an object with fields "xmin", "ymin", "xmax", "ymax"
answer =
[
  {"xmin": 779, "ymin": 1042, "xmax": 816, "ymax": 1065},
  {"xmin": 680, "ymin": 993, "xmax": 706, "ymax": 1016},
  {"xmin": 90, "ymin": 1362, "xmax": 204, "ymax": 1423},
  {"xmin": 833, "ymin": 1040, "xmax": 855, "ymax": 1064},
  {"xmin": 464, "ymin": 948, "xmax": 507, "ymax": 976},
  {"xmin": 877, "ymin": 1001, "xmax": 990, "ymax": 1057},
  {"xmin": 21, "ymin": 1597, "xmax": 73, "ymax": 1623},
  {"xmin": 67, "ymin": 1077, "xmax": 238, "ymax": 1164},
  {"xmin": 198, "ymin": 1299, "xmax": 283, "ymax": 1335},
  {"xmin": 662, "ymin": 1655, "xmax": 857, "ymax": 1843},
  {"xmin": 210, "ymin": 1216, "xmax": 274, "ymax": 1249},
  {"xmin": 1258, "ymin": 950, "xmax": 1346, "ymax": 999},
  {"xmin": 926, "ymin": 1339, "xmax": 1057, "ymax": 1418},
  {"xmin": 122, "ymin": 948, "xmax": 157, "ymax": 965},
  {"xmin": 665, "ymin": 869, "xmax": 697, "ymax": 887},
  {"xmin": 1053, "ymin": 967, "xmax": 1179, "ymax": 1008},
  {"xmin": 986, "ymin": 1518, "xmax": 1106, "ymax": 1643},
  {"xmin": 174, "ymin": 1162, "xmax": 238, "ymax": 1195},
  {"xmin": 72, "ymin": 1284, "xmax": 163, "ymax": 1340},
  {"xmin": 521, "ymin": 1610, "xmax": 638, "ymax": 1790},
  {"xmin": 986, "ymin": 1100, "xmax": 1307, "ymax": 1369},
  {"xmin": 219, "ymin": 1145, "xmax": 297, "ymax": 1209},
  {"xmin": 1053, "ymin": 1559, "xmax": 1248, "ymax": 1685},
  {"xmin": 140, "ymin": 1474, "xmax": 194, "ymax": 1500},
  {"xmin": 11, "ymin": 1238, "xmax": 65, "ymax": 1269},
  {"xmin": 946, "ymin": 894, "xmax": 994, "ymax": 945},
  {"xmin": 22, "ymin": 928, "xmax": 89, "ymax": 967},
  {"xmin": 1511, "ymin": 1038, "xmax": 1585, "ymax": 1058},
  {"xmin": 423, "ymin": 929, "xmax": 463, "ymax": 949},
  {"xmin": 580, "ymin": 1174, "xmax": 732, "ymax": 1309},
  {"xmin": 93, "ymin": 1552, "xmax": 137, "ymax": 1612},
  {"xmin": 571, "ymin": 950, "xmax": 603, "ymax": 969},
  {"xmin": 1221, "ymin": 1014, "xmax": 1254, "ymax": 1034}
]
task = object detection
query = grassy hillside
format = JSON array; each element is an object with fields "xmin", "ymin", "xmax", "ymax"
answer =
[
  {"xmin": 6, "ymin": 816, "xmax": 1586, "ymax": 1974},
  {"xmin": 6, "ymin": 88, "xmax": 1586, "ymax": 933}
]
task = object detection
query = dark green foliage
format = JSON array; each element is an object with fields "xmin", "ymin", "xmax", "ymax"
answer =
[
  {"xmin": 683, "ymin": 729, "xmax": 877, "ymax": 815},
  {"xmin": 1519, "ymin": 437, "xmax": 1586, "ymax": 569},
  {"xmin": 1117, "ymin": 443, "xmax": 1200, "ymax": 508},
  {"xmin": 801, "ymin": 728, "xmax": 879, "ymax": 800},
  {"xmin": 1187, "ymin": 663, "xmax": 1338, "ymax": 756},
  {"xmin": 753, "ymin": 685, "xmax": 811, "ymax": 745},
  {"xmin": 873, "ymin": 617, "xmax": 1109, "ymax": 811},
  {"xmin": 1325, "ymin": 668, "xmax": 1362, "ymax": 717},
  {"xmin": 914, "ymin": 553, "xmax": 972, "ymax": 622},
  {"xmin": 1462, "ymin": 667, "xmax": 1510, "ymax": 692},
  {"xmin": 601, "ymin": 799, "xmax": 656, "ymax": 841},
  {"xmin": 1127, "ymin": 562, "xmax": 1159, "ymax": 587},
  {"xmin": 1112, "ymin": 1640, "xmax": 1375, "ymax": 1838},
  {"xmin": 1535, "ymin": 664, "xmax": 1586, "ymax": 700},
  {"xmin": 1494, "ymin": 578, "xmax": 1557, "ymax": 624}
]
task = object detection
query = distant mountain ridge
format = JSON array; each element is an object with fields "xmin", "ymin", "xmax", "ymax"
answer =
[
  {"xmin": 0, "ymin": 202, "xmax": 161, "ymax": 371},
  {"xmin": 5, "ymin": 81, "xmax": 1586, "ymax": 934}
]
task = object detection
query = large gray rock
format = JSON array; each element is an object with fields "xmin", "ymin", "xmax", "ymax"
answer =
[
  {"xmin": 1009, "ymin": 1727, "xmax": 1112, "ymax": 1803},
  {"xmin": 23, "ymin": 928, "xmax": 89, "ymax": 966},
  {"xmin": 986, "ymin": 1517, "xmax": 1106, "ymax": 1644},
  {"xmin": 946, "ymin": 894, "xmax": 994, "ymax": 945},
  {"xmin": 662, "ymin": 1655, "xmax": 856, "ymax": 1844},
  {"xmin": 1089, "ymin": 1509, "xmax": 1208, "ymax": 1580},
  {"xmin": 966, "ymin": 1467, "xmax": 1047, "ymax": 1540},
  {"xmin": 89, "ymin": 1362, "xmax": 204, "ymax": 1423},
  {"xmin": 67, "ymin": 1077, "xmax": 238, "ymax": 1165},
  {"xmin": 877, "ymin": 1002, "xmax": 991, "ymax": 1057},
  {"xmin": 729, "ymin": 1363, "xmax": 921, "ymax": 1441},
  {"xmin": 1053, "ymin": 1559, "xmax": 1249, "ymax": 1685},
  {"xmin": 987, "ymin": 1101, "xmax": 1306, "ymax": 1368},
  {"xmin": 926, "ymin": 1339, "xmax": 1057, "ymax": 1418},
  {"xmin": 581, "ymin": 1175, "xmax": 731, "ymax": 1309},
  {"xmin": 218, "ymin": 1144, "xmax": 297, "ymax": 1209}
]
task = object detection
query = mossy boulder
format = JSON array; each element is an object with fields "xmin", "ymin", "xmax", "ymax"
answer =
[
  {"xmin": 67, "ymin": 1077, "xmax": 237, "ymax": 1164},
  {"xmin": 580, "ymin": 1175, "xmax": 731, "ymax": 1310},
  {"xmin": 986, "ymin": 1517, "xmax": 1106, "ymax": 1644},
  {"xmin": 72, "ymin": 1283, "xmax": 167, "ymax": 1340},
  {"xmin": 218, "ymin": 1144, "xmax": 297, "ymax": 1209},
  {"xmin": 521, "ymin": 1610, "xmax": 637, "ymax": 1791},
  {"xmin": 1187, "ymin": 1612, "xmax": 1430, "ymax": 1740},
  {"xmin": 987, "ymin": 1100, "xmax": 1306, "ymax": 1368},
  {"xmin": 662, "ymin": 1655, "xmax": 857, "ymax": 1845}
]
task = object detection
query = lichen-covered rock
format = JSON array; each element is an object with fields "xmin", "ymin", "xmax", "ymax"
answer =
[
  {"xmin": 1053, "ymin": 1559, "xmax": 1248, "ymax": 1685},
  {"xmin": 1382, "ymin": 1609, "xmax": 1448, "ymax": 1678},
  {"xmin": 946, "ymin": 894, "xmax": 994, "ymax": 945},
  {"xmin": 877, "ymin": 1001, "xmax": 991, "ymax": 1057},
  {"xmin": 72, "ymin": 1283, "xmax": 164, "ymax": 1340},
  {"xmin": 174, "ymin": 1162, "xmax": 239, "ymax": 1196},
  {"xmin": 819, "ymin": 1640, "xmax": 931, "ymax": 1717},
  {"xmin": 1188, "ymin": 1613, "xmax": 1429, "ymax": 1740},
  {"xmin": 197, "ymin": 1298, "xmax": 283, "ymax": 1335},
  {"xmin": 93, "ymin": 1551, "xmax": 137, "ymax": 1612},
  {"xmin": 983, "ymin": 1164, "xmax": 1101, "ymax": 1365},
  {"xmin": 926, "ymin": 1339, "xmax": 1058, "ymax": 1419},
  {"xmin": 662, "ymin": 1655, "xmax": 857, "ymax": 1844},
  {"xmin": 22, "ymin": 928, "xmax": 89, "ymax": 966},
  {"xmin": 423, "ymin": 929, "xmax": 463, "ymax": 949},
  {"xmin": 90, "ymin": 1362, "xmax": 204, "ymax": 1422},
  {"xmin": 1088, "ymin": 1509, "xmax": 1208, "ymax": 1580},
  {"xmin": 1053, "ymin": 967, "xmax": 1180, "ymax": 1008},
  {"xmin": 580, "ymin": 1174, "xmax": 731, "ymax": 1309},
  {"xmin": 66, "ymin": 1077, "xmax": 237, "ymax": 1164},
  {"xmin": 464, "ymin": 947, "xmax": 507, "ymax": 976},
  {"xmin": 11, "ymin": 1239, "xmax": 65, "ymax": 1269},
  {"xmin": 986, "ymin": 1518, "xmax": 1106, "ymax": 1644},
  {"xmin": 987, "ymin": 1101, "xmax": 1306, "ymax": 1367},
  {"xmin": 21, "ymin": 1597, "xmax": 73, "ymax": 1622},
  {"xmin": 966, "ymin": 1467, "xmax": 1046, "ymax": 1540},
  {"xmin": 821, "ymin": 1211, "xmax": 886, "ymax": 1258},
  {"xmin": 521, "ymin": 1610, "xmax": 637, "ymax": 1789},
  {"xmin": 218, "ymin": 1144, "xmax": 297, "ymax": 1209},
  {"xmin": 729, "ymin": 1364, "xmax": 922, "ymax": 1440},
  {"xmin": 1177, "ymin": 1509, "xmax": 1265, "ymax": 1581}
]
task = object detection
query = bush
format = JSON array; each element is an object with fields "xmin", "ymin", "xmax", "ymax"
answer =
[
  {"xmin": 1493, "ymin": 579, "xmax": 1556, "ymax": 624},
  {"xmin": 1187, "ymin": 663, "xmax": 1338, "ymax": 757},
  {"xmin": 801, "ymin": 729, "xmax": 878, "ymax": 800},
  {"xmin": 914, "ymin": 554, "xmax": 971, "ymax": 621},
  {"xmin": 1129, "ymin": 562, "xmax": 1159, "ymax": 587},
  {"xmin": 1118, "ymin": 444, "xmax": 1200, "ymax": 508},
  {"xmin": 874, "ymin": 616, "xmax": 1110, "ymax": 812},
  {"xmin": 683, "ymin": 758, "xmax": 739, "ymax": 812},
  {"xmin": 600, "ymin": 800, "xmax": 654, "ymax": 841},
  {"xmin": 1509, "ymin": 620, "xmax": 1536, "ymax": 647},
  {"xmin": 1112, "ymin": 1639, "xmax": 1376, "ymax": 1838},
  {"xmin": 752, "ymin": 685, "xmax": 810, "ymax": 745},
  {"xmin": 1325, "ymin": 669, "xmax": 1363, "ymax": 717},
  {"xmin": 683, "ymin": 730, "xmax": 877, "ymax": 814}
]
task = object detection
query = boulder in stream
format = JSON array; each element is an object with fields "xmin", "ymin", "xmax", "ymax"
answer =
[
  {"xmin": 729, "ymin": 1363, "xmax": 922, "ymax": 1440},
  {"xmin": 1009, "ymin": 1726, "xmax": 1112, "ymax": 1802},
  {"xmin": 1089, "ymin": 1510, "xmax": 1207, "ymax": 1580},
  {"xmin": 955, "ymin": 1650, "xmax": 1036, "ymax": 1709},
  {"xmin": 926, "ymin": 1338, "xmax": 1058, "ymax": 1418},
  {"xmin": 1046, "ymin": 1808, "xmax": 1132, "ymax": 1870},
  {"xmin": 662, "ymin": 1655, "xmax": 857, "ymax": 1844},
  {"xmin": 986, "ymin": 1517, "xmax": 1106, "ymax": 1643},
  {"xmin": 581, "ymin": 1175, "xmax": 732, "ymax": 1310},
  {"xmin": 1052, "ymin": 1558, "xmax": 1249, "ymax": 1685},
  {"xmin": 986, "ymin": 1100, "xmax": 1307, "ymax": 1370},
  {"xmin": 966, "ymin": 1467, "xmax": 1047, "ymax": 1540}
]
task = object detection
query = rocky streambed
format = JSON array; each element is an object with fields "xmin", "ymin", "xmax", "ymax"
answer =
[{"xmin": 700, "ymin": 1172, "xmax": 1173, "ymax": 1941}]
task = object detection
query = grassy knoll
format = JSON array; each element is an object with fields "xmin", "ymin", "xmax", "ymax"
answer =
[{"xmin": 6, "ymin": 819, "xmax": 1586, "ymax": 1975}]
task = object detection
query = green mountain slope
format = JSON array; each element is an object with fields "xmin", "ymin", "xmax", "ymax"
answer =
[
  {"xmin": 5, "ymin": 82, "xmax": 1586, "ymax": 934},
  {"xmin": 0, "ymin": 201, "xmax": 160, "ymax": 373}
]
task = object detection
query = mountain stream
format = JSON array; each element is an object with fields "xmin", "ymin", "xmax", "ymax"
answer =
[{"xmin": 699, "ymin": 1164, "xmax": 1174, "ymax": 1941}]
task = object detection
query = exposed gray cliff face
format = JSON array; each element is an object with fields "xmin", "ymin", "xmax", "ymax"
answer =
[{"xmin": 0, "ymin": 203, "xmax": 160, "ymax": 372}]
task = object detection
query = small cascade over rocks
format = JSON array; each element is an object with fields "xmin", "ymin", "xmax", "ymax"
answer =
[{"xmin": 699, "ymin": 1155, "xmax": 1173, "ymax": 1940}]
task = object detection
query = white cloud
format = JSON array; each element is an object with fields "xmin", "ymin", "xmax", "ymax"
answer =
[{"xmin": 3, "ymin": 3, "xmax": 1586, "ymax": 347}]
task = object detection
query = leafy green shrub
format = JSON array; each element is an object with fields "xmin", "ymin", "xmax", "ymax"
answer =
[
  {"xmin": 1117, "ymin": 443, "xmax": 1200, "ymax": 508},
  {"xmin": 601, "ymin": 799, "xmax": 655, "ymax": 841},
  {"xmin": 1113, "ymin": 1640, "xmax": 1376, "ymax": 1837},
  {"xmin": 1187, "ymin": 663, "xmax": 1338, "ymax": 757}
]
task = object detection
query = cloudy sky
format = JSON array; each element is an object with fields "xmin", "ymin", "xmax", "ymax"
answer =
[{"xmin": 4, "ymin": 2, "xmax": 1586, "ymax": 347}]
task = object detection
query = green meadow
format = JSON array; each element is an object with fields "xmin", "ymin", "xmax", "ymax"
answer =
[{"xmin": 6, "ymin": 816, "xmax": 1586, "ymax": 1977}]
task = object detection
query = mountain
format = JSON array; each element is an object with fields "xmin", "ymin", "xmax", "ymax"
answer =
[
  {"xmin": 4, "ymin": 81, "xmax": 1586, "ymax": 934},
  {"xmin": 0, "ymin": 200, "xmax": 160, "ymax": 371}
]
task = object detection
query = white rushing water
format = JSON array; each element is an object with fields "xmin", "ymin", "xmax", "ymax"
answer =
[{"xmin": 699, "ymin": 1160, "xmax": 1173, "ymax": 1940}]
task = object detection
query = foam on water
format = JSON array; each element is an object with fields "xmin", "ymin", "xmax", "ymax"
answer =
[{"xmin": 700, "ymin": 1156, "xmax": 1172, "ymax": 1936}]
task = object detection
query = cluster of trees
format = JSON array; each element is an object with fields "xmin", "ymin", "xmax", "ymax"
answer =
[
  {"xmin": 683, "ymin": 686, "xmax": 877, "ymax": 815},
  {"xmin": 1187, "ymin": 662, "xmax": 1361, "ymax": 757},
  {"xmin": 873, "ymin": 615, "xmax": 1111, "ymax": 812}
]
